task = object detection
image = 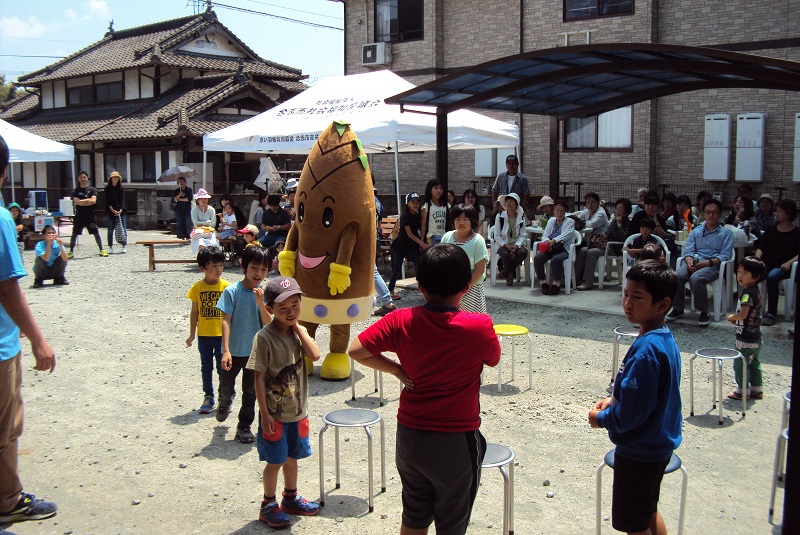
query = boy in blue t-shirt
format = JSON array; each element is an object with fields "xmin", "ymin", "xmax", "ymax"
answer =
[
  {"xmin": 589, "ymin": 260, "xmax": 682, "ymax": 535},
  {"xmin": 216, "ymin": 245, "xmax": 272, "ymax": 443},
  {"xmin": 727, "ymin": 256, "xmax": 767, "ymax": 401},
  {"xmin": 33, "ymin": 225, "xmax": 69, "ymax": 287}
]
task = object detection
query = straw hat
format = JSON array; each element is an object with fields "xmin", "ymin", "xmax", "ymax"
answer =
[{"xmin": 537, "ymin": 195, "xmax": 554, "ymax": 211}]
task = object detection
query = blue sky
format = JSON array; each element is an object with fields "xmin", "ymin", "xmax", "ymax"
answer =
[{"xmin": 0, "ymin": 0, "xmax": 344, "ymax": 84}]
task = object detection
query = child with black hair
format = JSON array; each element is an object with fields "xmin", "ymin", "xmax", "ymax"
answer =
[
  {"xmin": 441, "ymin": 204, "xmax": 489, "ymax": 313},
  {"xmin": 186, "ymin": 246, "xmax": 230, "ymax": 414},
  {"xmin": 349, "ymin": 244, "xmax": 500, "ymax": 534},
  {"xmin": 639, "ymin": 243, "xmax": 665, "ymax": 264},
  {"xmin": 388, "ymin": 192, "xmax": 427, "ymax": 300},
  {"xmin": 247, "ymin": 276, "xmax": 321, "ymax": 528},
  {"xmin": 727, "ymin": 256, "xmax": 767, "ymax": 400},
  {"xmin": 216, "ymin": 245, "xmax": 272, "ymax": 443},
  {"xmin": 589, "ymin": 260, "xmax": 682, "ymax": 535},
  {"xmin": 420, "ymin": 179, "xmax": 451, "ymax": 246},
  {"xmin": 624, "ymin": 218, "xmax": 658, "ymax": 261}
]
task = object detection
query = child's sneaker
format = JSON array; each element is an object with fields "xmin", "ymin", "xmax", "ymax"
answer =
[
  {"xmin": 0, "ymin": 492, "xmax": 58, "ymax": 522},
  {"xmin": 259, "ymin": 500, "xmax": 290, "ymax": 528},
  {"xmin": 281, "ymin": 494, "xmax": 320, "ymax": 516},
  {"xmin": 198, "ymin": 395, "xmax": 215, "ymax": 414},
  {"xmin": 99, "ymin": 249, "xmax": 109, "ymax": 257}
]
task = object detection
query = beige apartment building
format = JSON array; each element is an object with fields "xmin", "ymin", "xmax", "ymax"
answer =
[{"xmin": 337, "ymin": 0, "xmax": 799, "ymax": 211}]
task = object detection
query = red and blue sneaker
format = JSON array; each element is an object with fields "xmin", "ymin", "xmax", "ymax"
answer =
[
  {"xmin": 281, "ymin": 493, "xmax": 320, "ymax": 516},
  {"xmin": 259, "ymin": 500, "xmax": 290, "ymax": 528}
]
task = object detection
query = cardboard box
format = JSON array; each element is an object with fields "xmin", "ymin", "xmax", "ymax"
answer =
[{"xmin": 34, "ymin": 216, "xmax": 54, "ymax": 232}]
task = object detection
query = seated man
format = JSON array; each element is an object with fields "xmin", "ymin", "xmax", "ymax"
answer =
[
  {"xmin": 259, "ymin": 195, "xmax": 291, "ymax": 248},
  {"xmin": 33, "ymin": 225, "xmax": 69, "ymax": 287},
  {"xmin": 666, "ymin": 198, "xmax": 732, "ymax": 326}
]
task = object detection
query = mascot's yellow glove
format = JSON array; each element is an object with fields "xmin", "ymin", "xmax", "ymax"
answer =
[
  {"xmin": 328, "ymin": 262, "xmax": 352, "ymax": 295},
  {"xmin": 278, "ymin": 250, "xmax": 297, "ymax": 277}
]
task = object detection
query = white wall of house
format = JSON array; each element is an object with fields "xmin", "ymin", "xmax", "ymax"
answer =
[
  {"xmin": 140, "ymin": 67, "xmax": 155, "ymax": 98},
  {"xmin": 179, "ymin": 30, "xmax": 246, "ymax": 58},
  {"xmin": 53, "ymin": 80, "xmax": 66, "ymax": 107},
  {"xmin": 161, "ymin": 68, "xmax": 180, "ymax": 93},
  {"xmin": 124, "ymin": 70, "xmax": 139, "ymax": 100},
  {"xmin": 41, "ymin": 82, "xmax": 53, "ymax": 109}
]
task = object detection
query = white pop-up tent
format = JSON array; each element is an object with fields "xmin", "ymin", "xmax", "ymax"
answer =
[
  {"xmin": 203, "ymin": 70, "xmax": 518, "ymax": 210},
  {"xmin": 0, "ymin": 119, "xmax": 75, "ymax": 203}
]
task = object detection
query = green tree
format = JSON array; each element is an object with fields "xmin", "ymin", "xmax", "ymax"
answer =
[{"xmin": 0, "ymin": 75, "xmax": 17, "ymax": 103}]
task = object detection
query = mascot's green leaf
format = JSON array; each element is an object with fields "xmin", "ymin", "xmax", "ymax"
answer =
[
  {"xmin": 334, "ymin": 120, "xmax": 350, "ymax": 137},
  {"xmin": 353, "ymin": 139, "xmax": 364, "ymax": 153},
  {"xmin": 358, "ymin": 154, "xmax": 368, "ymax": 169}
]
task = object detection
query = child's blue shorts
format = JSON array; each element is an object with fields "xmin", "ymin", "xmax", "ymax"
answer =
[{"xmin": 257, "ymin": 417, "xmax": 312, "ymax": 464}]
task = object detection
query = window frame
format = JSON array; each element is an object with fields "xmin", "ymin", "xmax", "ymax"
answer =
[
  {"xmin": 375, "ymin": 0, "xmax": 424, "ymax": 44},
  {"xmin": 95, "ymin": 81, "xmax": 124, "ymax": 104},
  {"xmin": 562, "ymin": 106, "xmax": 634, "ymax": 152},
  {"xmin": 563, "ymin": 0, "xmax": 634, "ymax": 22},
  {"xmin": 67, "ymin": 85, "xmax": 93, "ymax": 106},
  {"xmin": 129, "ymin": 152, "xmax": 157, "ymax": 182}
]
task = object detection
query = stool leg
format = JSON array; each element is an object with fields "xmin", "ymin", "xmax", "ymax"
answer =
[
  {"xmin": 689, "ymin": 357, "xmax": 695, "ymax": 417},
  {"xmin": 595, "ymin": 462, "xmax": 607, "ymax": 535},
  {"xmin": 350, "ymin": 359, "xmax": 356, "ymax": 401},
  {"xmin": 509, "ymin": 460, "xmax": 515, "ymax": 535},
  {"xmin": 612, "ymin": 335, "xmax": 620, "ymax": 384},
  {"xmin": 677, "ymin": 465, "xmax": 688, "ymax": 535},
  {"xmin": 365, "ymin": 425, "xmax": 374, "ymax": 512},
  {"xmin": 717, "ymin": 359, "xmax": 723, "ymax": 425},
  {"xmin": 319, "ymin": 425, "xmax": 328, "ymax": 506},
  {"xmin": 711, "ymin": 358, "xmax": 718, "ymax": 410},
  {"xmin": 379, "ymin": 371, "xmax": 384, "ymax": 407},
  {"xmin": 769, "ymin": 431, "xmax": 785, "ymax": 520},
  {"xmin": 374, "ymin": 369, "xmax": 379, "ymax": 393},
  {"xmin": 527, "ymin": 334, "xmax": 533, "ymax": 390},
  {"xmin": 511, "ymin": 337, "xmax": 516, "ymax": 381},
  {"xmin": 741, "ymin": 356, "xmax": 747, "ymax": 419},
  {"xmin": 335, "ymin": 426, "xmax": 341, "ymax": 489},
  {"xmin": 499, "ymin": 466, "xmax": 509, "ymax": 535},
  {"xmin": 497, "ymin": 336, "xmax": 503, "ymax": 393},
  {"xmin": 380, "ymin": 418, "xmax": 386, "ymax": 492}
]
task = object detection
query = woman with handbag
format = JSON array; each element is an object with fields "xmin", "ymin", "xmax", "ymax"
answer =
[
  {"xmin": 574, "ymin": 198, "xmax": 632, "ymax": 291},
  {"xmin": 105, "ymin": 171, "xmax": 127, "ymax": 253},
  {"xmin": 533, "ymin": 199, "xmax": 575, "ymax": 295}
]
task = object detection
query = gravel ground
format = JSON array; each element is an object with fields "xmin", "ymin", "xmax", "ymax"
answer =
[{"xmin": 1, "ymin": 229, "xmax": 793, "ymax": 534}]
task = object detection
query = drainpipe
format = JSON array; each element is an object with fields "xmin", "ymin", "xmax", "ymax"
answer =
[{"xmin": 519, "ymin": 0, "xmax": 525, "ymax": 197}]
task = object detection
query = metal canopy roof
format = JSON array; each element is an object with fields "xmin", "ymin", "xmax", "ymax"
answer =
[{"xmin": 385, "ymin": 43, "xmax": 800, "ymax": 119}]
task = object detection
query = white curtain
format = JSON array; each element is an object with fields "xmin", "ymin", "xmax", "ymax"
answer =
[
  {"xmin": 565, "ymin": 117, "xmax": 596, "ymax": 148},
  {"xmin": 598, "ymin": 106, "xmax": 632, "ymax": 148},
  {"xmin": 375, "ymin": 0, "xmax": 394, "ymax": 42}
]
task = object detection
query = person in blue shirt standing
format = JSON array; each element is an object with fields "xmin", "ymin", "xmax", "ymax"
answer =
[
  {"xmin": 589, "ymin": 260, "xmax": 682, "ymax": 535},
  {"xmin": 666, "ymin": 198, "xmax": 733, "ymax": 326},
  {"xmin": 0, "ymin": 134, "xmax": 59, "ymax": 523},
  {"xmin": 32, "ymin": 225, "xmax": 69, "ymax": 287}
]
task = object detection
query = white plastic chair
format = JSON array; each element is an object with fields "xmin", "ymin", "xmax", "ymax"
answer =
[
  {"xmin": 530, "ymin": 229, "xmax": 581, "ymax": 294},
  {"xmin": 676, "ymin": 256, "xmax": 733, "ymax": 322},
  {"xmin": 782, "ymin": 261, "xmax": 797, "ymax": 320},
  {"xmin": 620, "ymin": 233, "xmax": 672, "ymax": 295},
  {"xmin": 489, "ymin": 225, "xmax": 531, "ymax": 286},
  {"xmin": 597, "ymin": 241, "xmax": 623, "ymax": 289}
]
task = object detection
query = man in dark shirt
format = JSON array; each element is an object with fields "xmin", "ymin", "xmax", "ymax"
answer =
[
  {"xmin": 68, "ymin": 171, "xmax": 107, "ymax": 258},
  {"xmin": 259, "ymin": 194, "xmax": 291, "ymax": 248}
]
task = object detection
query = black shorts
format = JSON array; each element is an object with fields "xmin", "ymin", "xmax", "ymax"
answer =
[
  {"xmin": 73, "ymin": 215, "xmax": 99, "ymax": 235},
  {"xmin": 612, "ymin": 453, "xmax": 670, "ymax": 533},
  {"xmin": 395, "ymin": 424, "xmax": 485, "ymax": 534}
]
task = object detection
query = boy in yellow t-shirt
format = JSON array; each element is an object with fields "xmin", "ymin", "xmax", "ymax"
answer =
[{"xmin": 186, "ymin": 246, "xmax": 230, "ymax": 414}]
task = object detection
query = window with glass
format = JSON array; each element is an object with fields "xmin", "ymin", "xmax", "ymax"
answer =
[
  {"xmin": 564, "ymin": 106, "xmax": 632, "ymax": 151},
  {"xmin": 67, "ymin": 85, "xmax": 93, "ymax": 106},
  {"xmin": 564, "ymin": 0, "xmax": 633, "ymax": 21},
  {"xmin": 96, "ymin": 81, "xmax": 124, "ymax": 103},
  {"xmin": 104, "ymin": 153, "xmax": 127, "ymax": 179},
  {"xmin": 375, "ymin": 0, "xmax": 423, "ymax": 43},
  {"xmin": 130, "ymin": 153, "xmax": 156, "ymax": 182}
]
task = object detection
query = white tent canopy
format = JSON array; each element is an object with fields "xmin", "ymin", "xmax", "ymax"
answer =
[
  {"xmin": 203, "ymin": 70, "xmax": 518, "ymax": 212},
  {"xmin": 0, "ymin": 119, "xmax": 75, "ymax": 203},
  {"xmin": 203, "ymin": 70, "xmax": 518, "ymax": 155}
]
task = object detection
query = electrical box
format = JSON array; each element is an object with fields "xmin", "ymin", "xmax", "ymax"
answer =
[
  {"xmin": 703, "ymin": 114, "xmax": 730, "ymax": 181},
  {"xmin": 735, "ymin": 113, "xmax": 765, "ymax": 182}
]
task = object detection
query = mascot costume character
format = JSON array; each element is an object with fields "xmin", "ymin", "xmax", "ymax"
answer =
[{"xmin": 278, "ymin": 120, "xmax": 376, "ymax": 380}]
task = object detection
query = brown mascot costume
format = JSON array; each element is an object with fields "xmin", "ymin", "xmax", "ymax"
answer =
[{"xmin": 278, "ymin": 120, "xmax": 376, "ymax": 380}]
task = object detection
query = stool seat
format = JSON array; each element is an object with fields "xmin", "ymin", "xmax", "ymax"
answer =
[
  {"xmin": 482, "ymin": 443, "xmax": 515, "ymax": 535},
  {"xmin": 602, "ymin": 449, "xmax": 683, "ymax": 474},
  {"xmin": 695, "ymin": 347, "xmax": 741, "ymax": 360},
  {"xmin": 613, "ymin": 325, "xmax": 639, "ymax": 337},
  {"xmin": 322, "ymin": 408, "xmax": 381, "ymax": 427},
  {"xmin": 494, "ymin": 324, "xmax": 529, "ymax": 337},
  {"xmin": 611, "ymin": 326, "xmax": 639, "ymax": 383}
]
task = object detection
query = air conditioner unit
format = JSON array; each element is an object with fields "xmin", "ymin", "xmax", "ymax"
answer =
[
  {"xmin": 362, "ymin": 43, "xmax": 391, "ymax": 66},
  {"xmin": 156, "ymin": 198, "xmax": 175, "ymax": 222}
]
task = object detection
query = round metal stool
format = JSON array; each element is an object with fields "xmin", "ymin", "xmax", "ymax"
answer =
[
  {"xmin": 689, "ymin": 347, "xmax": 747, "ymax": 424},
  {"xmin": 611, "ymin": 325, "xmax": 638, "ymax": 384},
  {"xmin": 318, "ymin": 409, "xmax": 386, "ymax": 513},
  {"xmin": 350, "ymin": 358, "xmax": 384, "ymax": 406},
  {"xmin": 482, "ymin": 443, "xmax": 515, "ymax": 535},
  {"xmin": 493, "ymin": 324, "xmax": 533, "ymax": 392},
  {"xmin": 595, "ymin": 448, "xmax": 687, "ymax": 535}
]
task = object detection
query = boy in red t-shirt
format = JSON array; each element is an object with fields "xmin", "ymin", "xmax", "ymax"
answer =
[{"xmin": 349, "ymin": 244, "xmax": 500, "ymax": 534}]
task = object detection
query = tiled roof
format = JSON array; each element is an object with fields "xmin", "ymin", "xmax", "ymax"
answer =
[
  {"xmin": 0, "ymin": 91, "xmax": 40, "ymax": 121},
  {"xmin": 18, "ymin": 10, "xmax": 305, "ymax": 85},
  {"xmin": 6, "ymin": 76, "xmax": 284, "ymax": 143}
]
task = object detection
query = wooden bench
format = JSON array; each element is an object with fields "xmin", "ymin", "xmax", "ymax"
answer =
[
  {"xmin": 135, "ymin": 240, "xmax": 191, "ymax": 271},
  {"xmin": 378, "ymin": 216, "xmax": 399, "ymax": 263},
  {"xmin": 218, "ymin": 238, "xmax": 237, "ymax": 267}
]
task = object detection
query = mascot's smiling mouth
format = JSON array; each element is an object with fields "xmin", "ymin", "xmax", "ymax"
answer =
[{"xmin": 298, "ymin": 251, "xmax": 330, "ymax": 270}]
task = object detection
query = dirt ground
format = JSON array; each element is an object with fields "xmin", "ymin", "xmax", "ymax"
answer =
[{"xmin": 1, "ymin": 229, "xmax": 793, "ymax": 534}]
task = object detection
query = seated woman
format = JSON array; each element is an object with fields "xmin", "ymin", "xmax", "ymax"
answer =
[
  {"xmin": 755, "ymin": 199, "xmax": 799, "ymax": 326},
  {"xmin": 725, "ymin": 194, "xmax": 760, "ymax": 239},
  {"xmin": 574, "ymin": 192, "xmax": 609, "ymax": 237},
  {"xmin": 493, "ymin": 192, "xmax": 528, "ymax": 286},
  {"xmin": 533, "ymin": 199, "xmax": 575, "ymax": 295},
  {"xmin": 575, "ymin": 197, "xmax": 631, "ymax": 290},
  {"xmin": 190, "ymin": 188, "xmax": 218, "ymax": 253}
]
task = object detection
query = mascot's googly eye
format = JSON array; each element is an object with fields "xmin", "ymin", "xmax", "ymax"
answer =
[
  {"xmin": 297, "ymin": 202, "xmax": 304, "ymax": 223},
  {"xmin": 322, "ymin": 207, "xmax": 333, "ymax": 228}
]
